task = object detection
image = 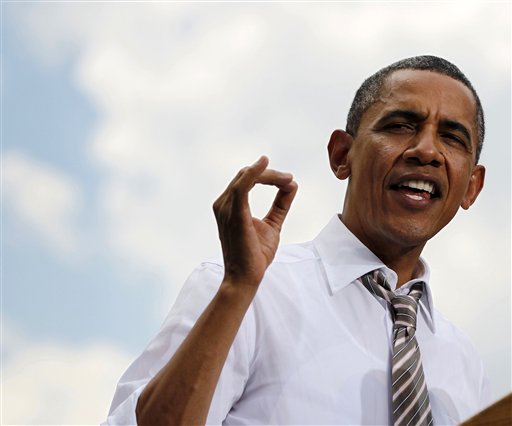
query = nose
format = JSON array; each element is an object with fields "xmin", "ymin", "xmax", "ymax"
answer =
[{"xmin": 402, "ymin": 127, "xmax": 444, "ymax": 167}]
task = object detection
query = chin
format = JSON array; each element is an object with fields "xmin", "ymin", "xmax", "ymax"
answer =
[{"xmin": 385, "ymin": 223, "xmax": 437, "ymax": 248}]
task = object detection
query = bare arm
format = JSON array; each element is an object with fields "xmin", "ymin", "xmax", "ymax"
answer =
[{"xmin": 136, "ymin": 156, "xmax": 298, "ymax": 425}]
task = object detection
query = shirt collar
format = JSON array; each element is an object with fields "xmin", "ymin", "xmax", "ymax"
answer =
[{"xmin": 313, "ymin": 214, "xmax": 436, "ymax": 332}]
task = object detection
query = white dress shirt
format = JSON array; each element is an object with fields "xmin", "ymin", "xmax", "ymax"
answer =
[{"xmin": 104, "ymin": 215, "xmax": 491, "ymax": 425}]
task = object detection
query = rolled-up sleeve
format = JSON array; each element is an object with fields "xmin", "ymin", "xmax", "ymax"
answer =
[{"xmin": 103, "ymin": 261, "xmax": 256, "ymax": 425}]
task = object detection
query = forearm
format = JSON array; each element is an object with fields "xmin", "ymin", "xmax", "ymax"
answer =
[{"xmin": 136, "ymin": 279, "xmax": 257, "ymax": 426}]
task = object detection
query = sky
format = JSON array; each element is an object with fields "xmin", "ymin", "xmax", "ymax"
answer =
[{"xmin": 2, "ymin": 1, "xmax": 510, "ymax": 424}]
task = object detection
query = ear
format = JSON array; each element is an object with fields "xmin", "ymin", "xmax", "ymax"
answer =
[
  {"xmin": 461, "ymin": 164, "xmax": 485, "ymax": 210},
  {"xmin": 327, "ymin": 130, "xmax": 353, "ymax": 180}
]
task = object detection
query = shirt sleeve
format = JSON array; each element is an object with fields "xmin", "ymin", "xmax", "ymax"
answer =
[{"xmin": 102, "ymin": 261, "xmax": 256, "ymax": 425}]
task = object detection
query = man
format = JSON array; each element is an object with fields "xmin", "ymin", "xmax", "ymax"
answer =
[{"xmin": 105, "ymin": 56, "xmax": 490, "ymax": 425}]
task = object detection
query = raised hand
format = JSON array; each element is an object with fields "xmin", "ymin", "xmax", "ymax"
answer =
[
  {"xmin": 213, "ymin": 156, "xmax": 298, "ymax": 287},
  {"xmin": 137, "ymin": 156, "xmax": 297, "ymax": 426}
]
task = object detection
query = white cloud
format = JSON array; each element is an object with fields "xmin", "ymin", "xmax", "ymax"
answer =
[
  {"xmin": 2, "ymin": 323, "xmax": 133, "ymax": 425},
  {"xmin": 3, "ymin": 151, "xmax": 83, "ymax": 257}
]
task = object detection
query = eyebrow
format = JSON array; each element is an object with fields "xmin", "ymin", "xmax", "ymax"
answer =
[
  {"xmin": 376, "ymin": 109, "xmax": 426, "ymax": 125},
  {"xmin": 376, "ymin": 109, "xmax": 472, "ymax": 145}
]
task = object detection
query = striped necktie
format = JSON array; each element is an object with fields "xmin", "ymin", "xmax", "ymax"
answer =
[{"xmin": 360, "ymin": 270, "xmax": 434, "ymax": 426}]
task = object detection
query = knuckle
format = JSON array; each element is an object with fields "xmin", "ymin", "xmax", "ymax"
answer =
[
  {"xmin": 213, "ymin": 198, "xmax": 228, "ymax": 218},
  {"xmin": 231, "ymin": 186, "xmax": 241, "ymax": 197},
  {"xmin": 229, "ymin": 183, "xmax": 243, "ymax": 199},
  {"xmin": 213, "ymin": 197, "xmax": 232, "ymax": 220},
  {"xmin": 234, "ymin": 166, "xmax": 249, "ymax": 180},
  {"xmin": 212, "ymin": 196, "xmax": 222, "ymax": 211},
  {"xmin": 266, "ymin": 216, "xmax": 281, "ymax": 229}
]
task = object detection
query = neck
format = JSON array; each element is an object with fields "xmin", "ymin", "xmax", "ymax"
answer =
[
  {"xmin": 381, "ymin": 248, "xmax": 425, "ymax": 288},
  {"xmin": 339, "ymin": 214, "xmax": 425, "ymax": 288}
]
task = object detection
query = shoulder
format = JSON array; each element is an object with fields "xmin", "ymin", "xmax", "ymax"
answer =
[
  {"xmin": 250, "ymin": 241, "xmax": 328, "ymax": 313},
  {"xmin": 174, "ymin": 240, "xmax": 320, "ymax": 307},
  {"xmin": 177, "ymin": 240, "xmax": 325, "ymax": 320},
  {"xmin": 260, "ymin": 240, "xmax": 322, "ymax": 289},
  {"xmin": 272, "ymin": 240, "xmax": 318, "ymax": 264},
  {"xmin": 196, "ymin": 240, "xmax": 320, "ymax": 272}
]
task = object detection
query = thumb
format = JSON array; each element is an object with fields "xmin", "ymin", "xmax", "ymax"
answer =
[{"xmin": 263, "ymin": 181, "xmax": 298, "ymax": 230}]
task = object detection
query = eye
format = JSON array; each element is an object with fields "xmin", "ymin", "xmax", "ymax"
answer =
[
  {"xmin": 441, "ymin": 132, "xmax": 466, "ymax": 147},
  {"xmin": 384, "ymin": 122, "xmax": 416, "ymax": 133}
]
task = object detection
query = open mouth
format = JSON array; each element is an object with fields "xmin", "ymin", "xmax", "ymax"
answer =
[{"xmin": 391, "ymin": 179, "xmax": 440, "ymax": 201}]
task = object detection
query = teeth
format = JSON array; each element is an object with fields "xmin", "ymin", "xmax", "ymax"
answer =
[
  {"xmin": 398, "ymin": 179, "xmax": 435, "ymax": 194},
  {"xmin": 406, "ymin": 194, "xmax": 423, "ymax": 201}
]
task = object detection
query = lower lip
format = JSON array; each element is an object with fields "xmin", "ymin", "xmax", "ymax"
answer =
[{"xmin": 390, "ymin": 188, "xmax": 437, "ymax": 209}]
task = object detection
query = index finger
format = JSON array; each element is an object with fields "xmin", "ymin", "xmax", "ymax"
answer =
[
  {"xmin": 231, "ymin": 156, "xmax": 293, "ymax": 194},
  {"xmin": 255, "ymin": 169, "xmax": 295, "ymax": 191},
  {"xmin": 226, "ymin": 156, "xmax": 269, "ymax": 190}
]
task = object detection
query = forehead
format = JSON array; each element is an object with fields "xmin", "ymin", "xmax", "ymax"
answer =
[{"xmin": 365, "ymin": 69, "xmax": 478, "ymax": 136}]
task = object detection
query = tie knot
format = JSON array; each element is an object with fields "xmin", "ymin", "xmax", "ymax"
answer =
[
  {"xmin": 391, "ymin": 282, "xmax": 423, "ymax": 329},
  {"xmin": 360, "ymin": 272, "xmax": 424, "ymax": 330},
  {"xmin": 391, "ymin": 294, "xmax": 418, "ymax": 329}
]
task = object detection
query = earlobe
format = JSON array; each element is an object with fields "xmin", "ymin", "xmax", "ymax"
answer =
[
  {"xmin": 328, "ymin": 130, "xmax": 353, "ymax": 181},
  {"xmin": 461, "ymin": 164, "xmax": 485, "ymax": 210}
]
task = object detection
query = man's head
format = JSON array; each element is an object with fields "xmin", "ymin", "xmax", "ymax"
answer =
[
  {"xmin": 346, "ymin": 55, "xmax": 485, "ymax": 163},
  {"xmin": 328, "ymin": 57, "xmax": 486, "ymax": 263}
]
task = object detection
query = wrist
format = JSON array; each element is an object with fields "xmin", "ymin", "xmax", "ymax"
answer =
[{"xmin": 218, "ymin": 277, "xmax": 259, "ymax": 308}]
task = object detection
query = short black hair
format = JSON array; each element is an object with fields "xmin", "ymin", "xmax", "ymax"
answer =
[{"xmin": 345, "ymin": 55, "xmax": 484, "ymax": 163}]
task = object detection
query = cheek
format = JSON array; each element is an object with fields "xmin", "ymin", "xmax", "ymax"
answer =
[
  {"xmin": 366, "ymin": 142, "xmax": 397, "ymax": 176},
  {"xmin": 368, "ymin": 135, "xmax": 403, "ymax": 160},
  {"xmin": 448, "ymin": 159, "xmax": 474, "ymax": 193},
  {"xmin": 350, "ymin": 136, "xmax": 398, "ymax": 184}
]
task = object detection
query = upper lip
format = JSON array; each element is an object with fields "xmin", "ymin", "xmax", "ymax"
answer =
[{"xmin": 389, "ymin": 173, "xmax": 443, "ymax": 197}]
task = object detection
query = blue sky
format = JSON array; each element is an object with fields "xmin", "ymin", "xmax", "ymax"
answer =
[
  {"xmin": 2, "ymin": 2, "xmax": 510, "ymax": 423},
  {"xmin": 3, "ymin": 14, "xmax": 162, "ymax": 352}
]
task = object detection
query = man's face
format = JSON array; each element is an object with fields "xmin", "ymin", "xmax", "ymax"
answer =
[{"xmin": 339, "ymin": 69, "xmax": 485, "ymax": 256}]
